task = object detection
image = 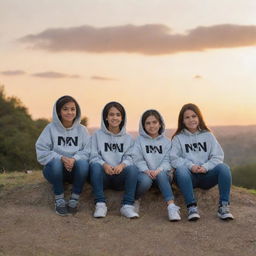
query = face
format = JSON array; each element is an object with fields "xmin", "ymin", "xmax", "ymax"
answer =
[
  {"xmin": 60, "ymin": 101, "xmax": 76, "ymax": 125},
  {"xmin": 183, "ymin": 109, "xmax": 199, "ymax": 133},
  {"xmin": 106, "ymin": 107, "xmax": 122, "ymax": 130},
  {"xmin": 144, "ymin": 115, "xmax": 161, "ymax": 138}
]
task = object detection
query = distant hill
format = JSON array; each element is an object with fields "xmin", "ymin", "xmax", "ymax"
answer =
[{"xmin": 89, "ymin": 125, "xmax": 256, "ymax": 168}]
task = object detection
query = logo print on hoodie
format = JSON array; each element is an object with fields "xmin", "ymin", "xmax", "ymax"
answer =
[
  {"xmin": 58, "ymin": 136, "xmax": 78, "ymax": 146},
  {"xmin": 104, "ymin": 143, "xmax": 124, "ymax": 153},
  {"xmin": 185, "ymin": 142, "xmax": 207, "ymax": 153},
  {"xmin": 145, "ymin": 145, "xmax": 163, "ymax": 154}
]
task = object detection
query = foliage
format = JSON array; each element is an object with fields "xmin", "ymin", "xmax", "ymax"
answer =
[
  {"xmin": 232, "ymin": 163, "xmax": 256, "ymax": 190},
  {"xmin": 81, "ymin": 116, "xmax": 88, "ymax": 126},
  {"xmin": 0, "ymin": 86, "xmax": 44, "ymax": 171}
]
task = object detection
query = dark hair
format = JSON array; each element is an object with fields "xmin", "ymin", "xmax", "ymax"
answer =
[
  {"xmin": 56, "ymin": 95, "xmax": 80, "ymax": 122},
  {"xmin": 102, "ymin": 101, "xmax": 126, "ymax": 130},
  {"xmin": 141, "ymin": 109, "xmax": 164, "ymax": 135},
  {"xmin": 172, "ymin": 103, "xmax": 210, "ymax": 138}
]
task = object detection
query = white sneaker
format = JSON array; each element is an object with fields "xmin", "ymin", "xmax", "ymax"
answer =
[
  {"xmin": 134, "ymin": 199, "xmax": 141, "ymax": 214},
  {"xmin": 120, "ymin": 205, "xmax": 139, "ymax": 219},
  {"xmin": 167, "ymin": 204, "xmax": 181, "ymax": 221},
  {"xmin": 94, "ymin": 202, "xmax": 107, "ymax": 218}
]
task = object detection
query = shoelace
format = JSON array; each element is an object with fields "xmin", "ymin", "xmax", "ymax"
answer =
[
  {"xmin": 68, "ymin": 199, "xmax": 78, "ymax": 208},
  {"xmin": 220, "ymin": 205, "xmax": 230, "ymax": 214},
  {"xmin": 189, "ymin": 206, "xmax": 198, "ymax": 214},
  {"xmin": 56, "ymin": 199, "xmax": 66, "ymax": 207}
]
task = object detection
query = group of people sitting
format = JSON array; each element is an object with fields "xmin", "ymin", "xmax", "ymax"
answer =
[{"xmin": 35, "ymin": 96, "xmax": 234, "ymax": 222}]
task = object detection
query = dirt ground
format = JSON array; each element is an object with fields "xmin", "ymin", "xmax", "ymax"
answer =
[{"xmin": 0, "ymin": 173, "xmax": 256, "ymax": 256}]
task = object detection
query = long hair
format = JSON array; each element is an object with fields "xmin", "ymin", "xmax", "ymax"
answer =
[
  {"xmin": 172, "ymin": 103, "xmax": 210, "ymax": 138},
  {"xmin": 141, "ymin": 109, "xmax": 164, "ymax": 135},
  {"xmin": 102, "ymin": 101, "xmax": 126, "ymax": 130},
  {"xmin": 56, "ymin": 95, "xmax": 80, "ymax": 122}
]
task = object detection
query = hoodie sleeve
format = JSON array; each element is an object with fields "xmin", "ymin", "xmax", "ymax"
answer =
[
  {"xmin": 89, "ymin": 132, "xmax": 105, "ymax": 165},
  {"xmin": 158, "ymin": 142, "xmax": 172, "ymax": 171},
  {"xmin": 35, "ymin": 125, "xmax": 62, "ymax": 165},
  {"xmin": 201, "ymin": 134, "xmax": 224, "ymax": 171},
  {"xmin": 121, "ymin": 136, "xmax": 134, "ymax": 167},
  {"xmin": 170, "ymin": 136, "xmax": 194, "ymax": 169},
  {"xmin": 73, "ymin": 126, "xmax": 91, "ymax": 161},
  {"xmin": 132, "ymin": 139, "xmax": 149, "ymax": 172}
]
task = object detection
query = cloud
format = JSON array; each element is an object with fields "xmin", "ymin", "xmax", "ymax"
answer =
[
  {"xmin": 0, "ymin": 70, "xmax": 26, "ymax": 76},
  {"xmin": 32, "ymin": 71, "xmax": 81, "ymax": 79},
  {"xmin": 91, "ymin": 76, "xmax": 117, "ymax": 81},
  {"xmin": 19, "ymin": 24, "xmax": 256, "ymax": 55}
]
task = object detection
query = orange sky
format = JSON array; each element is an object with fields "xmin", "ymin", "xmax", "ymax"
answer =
[{"xmin": 1, "ymin": 0, "xmax": 256, "ymax": 130}]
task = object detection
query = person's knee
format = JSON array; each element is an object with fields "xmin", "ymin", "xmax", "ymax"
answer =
[
  {"xmin": 216, "ymin": 163, "xmax": 231, "ymax": 178},
  {"xmin": 89, "ymin": 162, "xmax": 103, "ymax": 179},
  {"xmin": 124, "ymin": 165, "xmax": 138, "ymax": 177},
  {"xmin": 175, "ymin": 166, "xmax": 190, "ymax": 178},
  {"xmin": 48, "ymin": 158, "xmax": 63, "ymax": 174},
  {"xmin": 74, "ymin": 160, "xmax": 89, "ymax": 179},
  {"xmin": 137, "ymin": 174, "xmax": 152, "ymax": 191}
]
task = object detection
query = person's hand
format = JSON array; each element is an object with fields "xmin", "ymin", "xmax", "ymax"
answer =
[
  {"xmin": 113, "ymin": 163, "xmax": 126, "ymax": 174},
  {"xmin": 191, "ymin": 165, "xmax": 201, "ymax": 173},
  {"xmin": 150, "ymin": 169, "xmax": 161, "ymax": 179},
  {"xmin": 103, "ymin": 163, "xmax": 115, "ymax": 175},
  {"xmin": 145, "ymin": 170, "xmax": 159, "ymax": 179},
  {"xmin": 197, "ymin": 166, "xmax": 207, "ymax": 173},
  {"xmin": 61, "ymin": 157, "xmax": 75, "ymax": 172}
]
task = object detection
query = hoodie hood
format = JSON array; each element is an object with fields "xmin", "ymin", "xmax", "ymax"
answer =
[
  {"xmin": 139, "ymin": 109, "xmax": 165, "ymax": 139},
  {"xmin": 100, "ymin": 105, "xmax": 127, "ymax": 136},
  {"xmin": 52, "ymin": 96, "xmax": 81, "ymax": 131},
  {"xmin": 181, "ymin": 128, "xmax": 202, "ymax": 136}
]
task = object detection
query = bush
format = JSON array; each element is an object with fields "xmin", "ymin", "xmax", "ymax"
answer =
[{"xmin": 232, "ymin": 163, "xmax": 256, "ymax": 190}]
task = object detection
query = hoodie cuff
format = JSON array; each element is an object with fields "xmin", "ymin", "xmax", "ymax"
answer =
[
  {"xmin": 122, "ymin": 160, "xmax": 131, "ymax": 167},
  {"xmin": 73, "ymin": 155, "xmax": 81, "ymax": 161},
  {"xmin": 187, "ymin": 163, "xmax": 194, "ymax": 170},
  {"xmin": 201, "ymin": 164, "xmax": 209, "ymax": 172}
]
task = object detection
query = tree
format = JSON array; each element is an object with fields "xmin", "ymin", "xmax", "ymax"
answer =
[{"xmin": 0, "ymin": 86, "xmax": 48, "ymax": 171}]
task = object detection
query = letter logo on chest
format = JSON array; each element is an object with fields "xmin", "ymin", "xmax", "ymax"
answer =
[
  {"xmin": 185, "ymin": 142, "xmax": 207, "ymax": 153},
  {"xmin": 58, "ymin": 136, "xmax": 78, "ymax": 146},
  {"xmin": 145, "ymin": 145, "xmax": 163, "ymax": 154},
  {"xmin": 104, "ymin": 143, "xmax": 124, "ymax": 152}
]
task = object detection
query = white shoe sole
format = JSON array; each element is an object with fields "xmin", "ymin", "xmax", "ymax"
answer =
[
  {"xmin": 217, "ymin": 212, "xmax": 234, "ymax": 220},
  {"xmin": 188, "ymin": 213, "xmax": 200, "ymax": 221}
]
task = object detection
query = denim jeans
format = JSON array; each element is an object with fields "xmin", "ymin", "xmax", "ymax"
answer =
[
  {"xmin": 135, "ymin": 170, "xmax": 174, "ymax": 202},
  {"xmin": 90, "ymin": 163, "xmax": 138, "ymax": 205},
  {"xmin": 175, "ymin": 163, "xmax": 232, "ymax": 206},
  {"xmin": 43, "ymin": 158, "xmax": 89, "ymax": 196}
]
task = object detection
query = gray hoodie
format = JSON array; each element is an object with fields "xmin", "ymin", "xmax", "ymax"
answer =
[
  {"xmin": 35, "ymin": 98, "xmax": 90, "ymax": 165},
  {"xmin": 89, "ymin": 107, "xmax": 134, "ymax": 167},
  {"xmin": 170, "ymin": 129, "xmax": 224, "ymax": 171},
  {"xmin": 133, "ymin": 111, "xmax": 172, "ymax": 172}
]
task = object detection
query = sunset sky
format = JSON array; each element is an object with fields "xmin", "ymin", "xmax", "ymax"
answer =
[{"xmin": 1, "ymin": 0, "xmax": 256, "ymax": 131}]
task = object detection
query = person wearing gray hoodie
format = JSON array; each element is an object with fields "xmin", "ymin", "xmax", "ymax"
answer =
[
  {"xmin": 36, "ymin": 96, "xmax": 90, "ymax": 216},
  {"xmin": 170, "ymin": 103, "xmax": 234, "ymax": 221},
  {"xmin": 133, "ymin": 109, "xmax": 181, "ymax": 221},
  {"xmin": 90, "ymin": 101, "xmax": 139, "ymax": 219}
]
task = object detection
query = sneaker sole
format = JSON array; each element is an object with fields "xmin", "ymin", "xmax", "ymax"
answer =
[
  {"xmin": 169, "ymin": 218, "xmax": 181, "ymax": 222},
  {"xmin": 55, "ymin": 210, "xmax": 69, "ymax": 216},
  {"xmin": 217, "ymin": 213, "xmax": 234, "ymax": 220},
  {"xmin": 188, "ymin": 214, "xmax": 200, "ymax": 221},
  {"xmin": 94, "ymin": 215, "xmax": 106, "ymax": 218},
  {"xmin": 120, "ymin": 213, "xmax": 139, "ymax": 219}
]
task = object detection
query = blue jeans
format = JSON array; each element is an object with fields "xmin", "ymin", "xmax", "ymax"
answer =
[
  {"xmin": 43, "ymin": 158, "xmax": 89, "ymax": 196},
  {"xmin": 175, "ymin": 163, "xmax": 232, "ymax": 206},
  {"xmin": 135, "ymin": 170, "xmax": 174, "ymax": 202},
  {"xmin": 90, "ymin": 163, "xmax": 138, "ymax": 205}
]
